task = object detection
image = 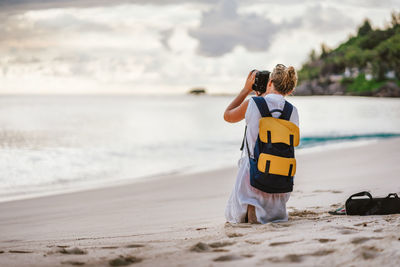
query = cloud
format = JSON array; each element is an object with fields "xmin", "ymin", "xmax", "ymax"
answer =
[
  {"xmin": 0, "ymin": 0, "xmax": 397, "ymax": 94},
  {"xmin": 304, "ymin": 4, "xmax": 355, "ymax": 33},
  {"xmin": 0, "ymin": 3, "xmax": 202, "ymax": 85},
  {"xmin": 33, "ymin": 13, "xmax": 112, "ymax": 32},
  {"xmin": 0, "ymin": 12, "xmax": 112, "ymax": 52},
  {"xmin": 160, "ymin": 29, "xmax": 174, "ymax": 50},
  {"xmin": 0, "ymin": 0, "xmax": 214, "ymax": 15},
  {"xmin": 188, "ymin": 0, "xmax": 301, "ymax": 57},
  {"xmin": 344, "ymin": 0, "xmax": 400, "ymax": 8}
]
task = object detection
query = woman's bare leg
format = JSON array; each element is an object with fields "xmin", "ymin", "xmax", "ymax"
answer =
[{"xmin": 247, "ymin": 205, "xmax": 259, "ymax": 224}]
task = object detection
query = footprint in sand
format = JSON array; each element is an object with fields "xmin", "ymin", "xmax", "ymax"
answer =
[
  {"xmin": 108, "ymin": 255, "xmax": 142, "ymax": 266},
  {"xmin": 351, "ymin": 237, "xmax": 371, "ymax": 244},
  {"xmin": 8, "ymin": 250, "xmax": 33, "ymax": 254},
  {"xmin": 0, "ymin": 251, "xmax": 4, "ymax": 254},
  {"xmin": 190, "ymin": 241, "xmax": 235, "ymax": 253},
  {"xmin": 101, "ymin": 246, "xmax": 119, "ymax": 249},
  {"xmin": 308, "ymin": 249, "xmax": 336, "ymax": 256},
  {"xmin": 59, "ymin": 247, "xmax": 87, "ymax": 255},
  {"xmin": 61, "ymin": 260, "xmax": 86, "ymax": 266},
  {"xmin": 315, "ymin": 238, "xmax": 336, "ymax": 243},
  {"xmin": 269, "ymin": 240, "xmax": 298, "ymax": 246},
  {"xmin": 358, "ymin": 246, "xmax": 382, "ymax": 260},
  {"xmin": 267, "ymin": 249, "xmax": 335, "ymax": 263},
  {"xmin": 265, "ymin": 222, "xmax": 293, "ymax": 229},
  {"xmin": 225, "ymin": 222, "xmax": 252, "ymax": 229},
  {"xmin": 354, "ymin": 220, "xmax": 379, "ymax": 227},
  {"xmin": 337, "ymin": 226, "xmax": 359, "ymax": 235},
  {"xmin": 226, "ymin": 232, "xmax": 244, "ymax": 238},
  {"xmin": 267, "ymin": 254, "xmax": 303, "ymax": 263},
  {"xmin": 212, "ymin": 249, "xmax": 230, "ymax": 253},
  {"xmin": 213, "ymin": 254, "xmax": 242, "ymax": 262},
  {"xmin": 289, "ymin": 210, "xmax": 319, "ymax": 218},
  {"xmin": 340, "ymin": 230, "xmax": 357, "ymax": 235},
  {"xmin": 209, "ymin": 241, "xmax": 235, "ymax": 248},
  {"xmin": 245, "ymin": 240, "xmax": 262, "ymax": 245},
  {"xmin": 190, "ymin": 242, "xmax": 210, "ymax": 252},
  {"xmin": 351, "ymin": 236, "xmax": 383, "ymax": 244},
  {"xmin": 125, "ymin": 244, "xmax": 145, "ymax": 248}
]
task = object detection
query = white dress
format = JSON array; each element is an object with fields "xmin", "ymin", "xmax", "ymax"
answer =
[{"xmin": 225, "ymin": 94, "xmax": 299, "ymax": 224}]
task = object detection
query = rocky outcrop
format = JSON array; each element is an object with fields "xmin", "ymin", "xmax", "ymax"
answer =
[
  {"xmin": 294, "ymin": 80, "xmax": 400, "ymax": 97},
  {"xmin": 374, "ymin": 82, "xmax": 400, "ymax": 97},
  {"xmin": 294, "ymin": 80, "xmax": 346, "ymax": 96}
]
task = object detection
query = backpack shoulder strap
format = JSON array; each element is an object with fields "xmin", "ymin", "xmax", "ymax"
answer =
[
  {"xmin": 279, "ymin": 100, "xmax": 293, "ymax": 121},
  {"xmin": 252, "ymin": 96, "xmax": 271, "ymax": 117}
]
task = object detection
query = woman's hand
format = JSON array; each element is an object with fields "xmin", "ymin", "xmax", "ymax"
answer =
[
  {"xmin": 243, "ymin": 70, "xmax": 256, "ymax": 94},
  {"xmin": 223, "ymin": 70, "xmax": 256, "ymax": 123}
]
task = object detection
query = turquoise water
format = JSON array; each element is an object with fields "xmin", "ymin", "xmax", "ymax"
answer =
[
  {"xmin": 300, "ymin": 133, "xmax": 400, "ymax": 148},
  {"xmin": 0, "ymin": 95, "xmax": 399, "ymax": 201}
]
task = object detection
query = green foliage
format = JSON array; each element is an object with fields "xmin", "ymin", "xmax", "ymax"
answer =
[
  {"xmin": 299, "ymin": 11, "xmax": 400, "ymax": 93},
  {"xmin": 320, "ymin": 43, "xmax": 331, "ymax": 59},
  {"xmin": 375, "ymin": 33, "xmax": 400, "ymax": 79},
  {"xmin": 358, "ymin": 19, "xmax": 372, "ymax": 36},
  {"xmin": 359, "ymin": 29, "xmax": 393, "ymax": 49},
  {"xmin": 308, "ymin": 49, "xmax": 317, "ymax": 61},
  {"xmin": 298, "ymin": 64, "xmax": 320, "ymax": 82},
  {"xmin": 344, "ymin": 74, "xmax": 386, "ymax": 93}
]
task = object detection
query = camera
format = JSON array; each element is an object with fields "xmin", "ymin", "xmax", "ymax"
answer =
[{"xmin": 251, "ymin": 70, "xmax": 270, "ymax": 94}]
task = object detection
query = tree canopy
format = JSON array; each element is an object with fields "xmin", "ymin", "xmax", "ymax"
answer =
[{"xmin": 298, "ymin": 12, "xmax": 400, "ymax": 93}]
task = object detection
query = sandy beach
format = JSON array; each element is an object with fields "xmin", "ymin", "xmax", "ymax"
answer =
[{"xmin": 1, "ymin": 138, "xmax": 400, "ymax": 266}]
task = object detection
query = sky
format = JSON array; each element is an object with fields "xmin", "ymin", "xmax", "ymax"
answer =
[{"xmin": 0, "ymin": 0, "xmax": 399, "ymax": 94}]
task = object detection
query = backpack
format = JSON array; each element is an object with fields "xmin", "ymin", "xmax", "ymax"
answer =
[
  {"xmin": 345, "ymin": 191, "xmax": 400, "ymax": 215},
  {"xmin": 242, "ymin": 96, "xmax": 300, "ymax": 193}
]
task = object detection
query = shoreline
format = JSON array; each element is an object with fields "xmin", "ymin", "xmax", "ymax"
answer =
[
  {"xmin": 1, "ymin": 138, "xmax": 400, "ymax": 266},
  {"xmin": 1, "ymin": 135, "xmax": 399, "ymax": 204},
  {"xmin": 0, "ymin": 134, "xmax": 400, "ymax": 204}
]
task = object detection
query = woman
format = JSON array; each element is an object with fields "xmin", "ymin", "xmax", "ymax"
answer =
[{"xmin": 223, "ymin": 64, "xmax": 299, "ymax": 224}]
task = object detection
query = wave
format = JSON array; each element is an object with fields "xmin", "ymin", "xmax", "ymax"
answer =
[{"xmin": 299, "ymin": 133, "xmax": 400, "ymax": 148}]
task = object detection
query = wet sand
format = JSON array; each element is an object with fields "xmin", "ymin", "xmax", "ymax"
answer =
[{"xmin": 0, "ymin": 138, "xmax": 400, "ymax": 266}]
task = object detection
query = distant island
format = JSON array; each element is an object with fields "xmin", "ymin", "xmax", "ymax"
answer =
[
  {"xmin": 188, "ymin": 88, "xmax": 207, "ymax": 95},
  {"xmin": 296, "ymin": 12, "xmax": 400, "ymax": 97}
]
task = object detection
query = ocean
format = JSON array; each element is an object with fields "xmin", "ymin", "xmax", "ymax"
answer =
[{"xmin": 1, "ymin": 95, "xmax": 400, "ymax": 202}]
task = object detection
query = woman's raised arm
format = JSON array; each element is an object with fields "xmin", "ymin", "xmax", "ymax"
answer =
[{"xmin": 223, "ymin": 71, "xmax": 255, "ymax": 123}]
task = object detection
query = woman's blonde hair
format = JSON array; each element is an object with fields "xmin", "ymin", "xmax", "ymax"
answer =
[{"xmin": 270, "ymin": 64, "xmax": 297, "ymax": 95}]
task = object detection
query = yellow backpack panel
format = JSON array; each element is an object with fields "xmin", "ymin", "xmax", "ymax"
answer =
[
  {"xmin": 259, "ymin": 117, "xmax": 300, "ymax": 147},
  {"xmin": 258, "ymin": 153, "xmax": 297, "ymax": 176}
]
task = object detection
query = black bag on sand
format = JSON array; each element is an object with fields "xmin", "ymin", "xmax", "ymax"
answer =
[{"xmin": 345, "ymin": 191, "xmax": 400, "ymax": 215}]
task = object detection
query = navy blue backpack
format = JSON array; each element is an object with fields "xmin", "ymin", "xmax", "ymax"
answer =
[{"xmin": 242, "ymin": 97, "xmax": 300, "ymax": 193}]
